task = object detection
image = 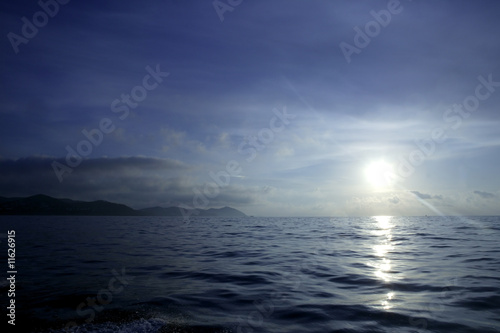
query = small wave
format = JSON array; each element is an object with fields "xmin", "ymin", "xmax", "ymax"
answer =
[
  {"xmin": 451, "ymin": 295, "xmax": 500, "ymax": 311},
  {"xmin": 159, "ymin": 271, "xmax": 271, "ymax": 286},
  {"xmin": 462, "ymin": 257, "xmax": 497, "ymax": 263}
]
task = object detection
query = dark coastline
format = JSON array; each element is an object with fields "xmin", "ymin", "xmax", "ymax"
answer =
[{"xmin": 0, "ymin": 194, "xmax": 246, "ymax": 217}]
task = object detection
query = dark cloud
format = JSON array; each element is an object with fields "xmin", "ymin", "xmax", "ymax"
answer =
[
  {"xmin": 473, "ymin": 190, "xmax": 496, "ymax": 199},
  {"xmin": 410, "ymin": 191, "xmax": 442, "ymax": 200},
  {"xmin": 410, "ymin": 191, "xmax": 432, "ymax": 199},
  {"xmin": 0, "ymin": 156, "xmax": 259, "ymax": 210},
  {"xmin": 388, "ymin": 196, "xmax": 400, "ymax": 204}
]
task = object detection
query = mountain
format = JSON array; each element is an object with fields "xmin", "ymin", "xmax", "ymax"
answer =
[
  {"xmin": 137, "ymin": 206, "xmax": 184, "ymax": 216},
  {"xmin": 204, "ymin": 206, "xmax": 247, "ymax": 217},
  {"xmin": 0, "ymin": 194, "xmax": 137, "ymax": 216},
  {"xmin": 137, "ymin": 205, "xmax": 246, "ymax": 217},
  {"xmin": 0, "ymin": 194, "xmax": 246, "ymax": 217}
]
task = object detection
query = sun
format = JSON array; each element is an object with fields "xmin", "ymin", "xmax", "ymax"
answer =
[{"xmin": 364, "ymin": 160, "xmax": 395, "ymax": 189}]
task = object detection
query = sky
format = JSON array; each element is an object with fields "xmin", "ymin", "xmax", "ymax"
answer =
[{"xmin": 1, "ymin": 0, "xmax": 500, "ymax": 216}]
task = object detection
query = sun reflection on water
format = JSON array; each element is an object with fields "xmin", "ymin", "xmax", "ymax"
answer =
[
  {"xmin": 369, "ymin": 216, "xmax": 396, "ymax": 310},
  {"xmin": 382, "ymin": 292, "xmax": 395, "ymax": 310}
]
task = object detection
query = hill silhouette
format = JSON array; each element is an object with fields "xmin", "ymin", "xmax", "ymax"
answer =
[{"xmin": 0, "ymin": 194, "xmax": 246, "ymax": 217}]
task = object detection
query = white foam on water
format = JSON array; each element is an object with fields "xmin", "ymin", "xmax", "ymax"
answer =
[{"xmin": 52, "ymin": 318, "xmax": 168, "ymax": 333}]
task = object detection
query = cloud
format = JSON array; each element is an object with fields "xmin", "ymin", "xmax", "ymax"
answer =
[
  {"xmin": 410, "ymin": 191, "xmax": 432, "ymax": 199},
  {"xmin": 388, "ymin": 196, "xmax": 400, "ymax": 204},
  {"xmin": 410, "ymin": 191, "xmax": 443, "ymax": 200},
  {"xmin": 0, "ymin": 156, "xmax": 261, "ymax": 210},
  {"xmin": 473, "ymin": 190, "xmax": 496, "ymax": 199},
  {"xmin": 0, "ymin": 156, "xmax": 185, "ymax": 206}
]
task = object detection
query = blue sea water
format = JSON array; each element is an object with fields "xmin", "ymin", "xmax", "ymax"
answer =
[{"xmin": 0, "ymin": 216, "xmax": 499, "ymax": 333}]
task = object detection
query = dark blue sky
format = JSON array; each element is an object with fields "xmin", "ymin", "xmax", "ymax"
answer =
[{"xmin": 1, "ymin": 0, "xmax": 500, "ymax": 216}]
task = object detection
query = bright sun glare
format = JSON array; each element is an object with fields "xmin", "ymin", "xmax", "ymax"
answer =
[{"xmin": 364, "ymin": 160, "xmax": 395, "ymax": 189}]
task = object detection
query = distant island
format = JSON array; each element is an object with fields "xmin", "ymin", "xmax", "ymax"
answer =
[{"xmin": 0, "ymin": 194, "xmax": 247, "ymax": 217}]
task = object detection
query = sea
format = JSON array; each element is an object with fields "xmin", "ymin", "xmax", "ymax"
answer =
[{"xmin": 0, "ymin": 216, "xmax": 499, "ymax": 333}]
